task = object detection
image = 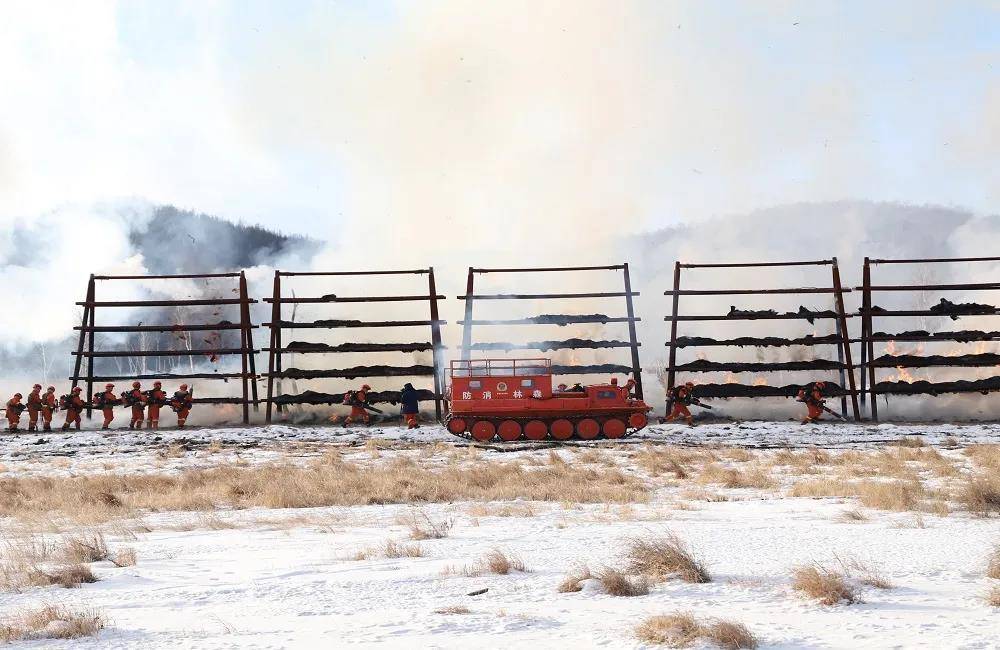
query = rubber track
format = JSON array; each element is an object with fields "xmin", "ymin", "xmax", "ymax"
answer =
[{"xmin": 444, "ymin": 414, "xmax": 643, "ymax": 442}]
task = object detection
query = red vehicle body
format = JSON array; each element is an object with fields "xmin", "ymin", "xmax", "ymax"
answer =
[{"xmin": 445, "ymin": 358, "xmax": 651, "ymax": 441}]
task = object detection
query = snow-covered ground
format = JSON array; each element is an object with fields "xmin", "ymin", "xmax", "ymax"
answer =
[{"xmin": 1, "ymin": 423, "xmax": 998, "ymax": 648}]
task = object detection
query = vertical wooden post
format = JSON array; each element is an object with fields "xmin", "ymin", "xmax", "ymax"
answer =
[
  {"xmin": 85, "ymin": 276, "xmax": 96, "ymax": 419},
  {"xmin": 622, "ymin": 262, "xmax": 643, "ymax": 400},
  {"xmin": 240, "ymin": 272, "xmax": 258, "ymax": 413},
  {"xmin": 831, "ymin": 259, "xmax": 860, "ymax": 420},
  {"xmin": 665, "ymin": 262, "xmax": 682, "ymax": 414},
  {"xmin": 834, "ymin": 317, "xmax": 849, "ymax": 416},
  {"xmin": 71, "ymin": 276, "xmax": 92, "ymax": 402},
  {"xmin": 863, "ymin": 257, "xmax": 878, "ymax": 421},
  {"xmin": 266, "ymin": 271, "xmax": 280, "ymax": 423},
  {"xmin": 460, "ymin": 268, "xmax": 475, "ymax": 360},
  {"xmin": 428, "ymin": 268, "xmax": 444, "ymax": 421},
  {"xmin": 238, "ymin": 272, "xmax": 250, "ymax": 424}
]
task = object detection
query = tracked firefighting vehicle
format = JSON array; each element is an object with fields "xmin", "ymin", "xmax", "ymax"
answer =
[{"xmin": 445, "ymin": 358, "xmax": 651, "ymax": 441}]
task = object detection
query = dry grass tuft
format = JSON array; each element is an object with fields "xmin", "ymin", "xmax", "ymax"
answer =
[
  {"xmin": 894, "ymin": 436, "xmax": 927, "ymax": 448},
  {"xmin": 353, "ymin": 540, "xmax": 424, "ymax": 560},
  {"xmin": 0, "ymin": 455, "xmax": 649, "ymax": 524},
  {"xmin": 397, "ymin": 509, "xmax": 454, "ymax": 540},
  {"xmin": 433, "ymin": 605, "xmax": 471, "ymax": 615},
  {"xmin": 623, "ymin": 534, "xmax": 711, "ymax": 583},
  {"xmin": 791, "ymin": 564, "xmax": 858, "ymax": 605},
  {"xmin": 556, "ymin": 564, "xmax": 593, "ymax": 593},
  {"xmin": 0, "ymin": 604, "xmax": 106, "ymax": 642},
  {"xmin": 697, "ymin": 464, "xmax": 776, "ymax": 490},
  {"xmin": 956, "ymin": 474, "xmax": 1000, "ymax": 517},
  {"xmin": 702, "ymin": 619, "xmax": 759, "ymax": 650},
  {"xmin": 837, "ymin": 555, "xmax": 893, "ymax": 590},
  {"xmin": 965, "ymin": 444, "xmax": 1000, "ymax": 472},
  {"xmin": 593, "ymin": 566, "xmax": 649, "ymax": 597},
  {"xmin": 987, "ymin": 585, "xmax": 1000, "ymax": 607},
  {"xmin": 111, "ymin": 548, "xmax": 137, "ymax": 568},
  {"xmin": 63, "ymin": 533, "xmax": 110, "ymax": 563},
  {"xmin": 790, "ymin": 478, "xmax": 933, "ymax": 513},
  {"xmin": 635, "ymin": 612, "xmax": 700, "ymax": 646},
  {"xmin": 838, "ymin": 508, "xmax": 868, "ymax": 523},
  {"xmin": 636, "ymin": 612, "xmax": 757, "ymax": 649},
  {"xmin": 481, "ymin": 549, "xmax": 526, "ymax": 575},
  {"xmin": 987, "ymin": 545, "xmax": 1000, "ymax": 580}
]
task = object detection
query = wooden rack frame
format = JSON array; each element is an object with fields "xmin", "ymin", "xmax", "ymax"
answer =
[
  {"xmin": 858, "ymin": 255, "xmax": 1000, "ymax": 421},
  {"xmin": 70, "ymin": 272, "xmax": 259, "ymax": 423},
  {"xmin": 665, "ymin": 259, "xmax": 861, "ymax": 420},
  {"xmin": 458, "ymin": 264, "xmax": 644, "ymax": 399},
  {"xmin": 262, "ymin": 269, "xmax": 446, "ymax": 423}
]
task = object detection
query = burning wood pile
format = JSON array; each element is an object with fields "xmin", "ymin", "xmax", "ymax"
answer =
[
  {"xmin": 665, "ymin": 259, "xmax": 861, "ymax": 419},
  {"xmin": 262, "ymin": 268, "xmax": 446, "ymax": 423},
  {"xmin": 859, "ymin": 255, "xmax": 1000, "ymax": 420},
  {"xmin": 459, "ymin": 265, "xmax": 644, "ymax": 398}
]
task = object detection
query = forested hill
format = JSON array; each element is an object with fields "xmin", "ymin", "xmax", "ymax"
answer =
[{"xmin": 128, "ymin": 205, "xmax": 319, "ymax": 275}]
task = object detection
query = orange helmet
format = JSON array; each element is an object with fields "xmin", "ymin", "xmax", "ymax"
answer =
[
  {"xmin": 179, "ymin": 384, "xmax": 188, "ymax": 391},
  {"xmin": 153, "ymin": 381, "xmax": 162, "ymax": 388},
  {"xmin": 72, "ymin": 387, "xmax": 83, "ymax": 393},
  {"xmin": 816, "ymin": 381, "xmax": 826, "ymax": 389},
  {"xmin": 13, "ymin": 393, "xmax": 22, "ymax": 399},
  {"xmin": 361, "ymin": 384, "xmax": 371, "ymax": 391},
  {"xmin": 685, "ymin": 382, "xmax": 694, "ymax": 388},
  {"xmin": 105, "ymin": 383, "xmax": 114, "ymax": 389},
  {"xmin": 32, "ymin": 384, "xmax": 41, "ymax": 390},
  {"xmin": 611, "ymin": 378, "xmax": 619, "ymax": 385},
  {"xmin": 47, "ymin": 386, "xmax": 55, "ymax": 392},
  {"xmin": 132, "ymin": 381, "xmax": 141, "ymax": 388}
]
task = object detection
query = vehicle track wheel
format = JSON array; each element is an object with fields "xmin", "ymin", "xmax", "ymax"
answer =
[
  {"xmin": 629, "ymin": 413, "xmax": 648, "ymax": 429},
  {"xmin": 550, "ymin": 419, "xmax": 573, "ymax": 440},
  {"xmin": 447, "ymin": 418, "xmax": 467, "ymax": 434},
  {"xmin": 470, "ymin": 420, "xmax": 496, "ymax": 442},
  {"xmin": 603, "ymin": 418, "xmax": 627, "ymax": 439},
  {"xmin": 524, "ymin": 420, "xmax": 548, "ymax": 440},
  {"xmin": 576, "ymin": 418, "xmax": 599, "ymax": 440},
  {"xmin": 498, "ymin": 420, "xmax": 522, "ymax": 442}
]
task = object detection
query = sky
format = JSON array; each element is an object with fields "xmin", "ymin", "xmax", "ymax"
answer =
[{"xmin": 0, "ymin": 0, "xmax": 997, "ymax": 243}]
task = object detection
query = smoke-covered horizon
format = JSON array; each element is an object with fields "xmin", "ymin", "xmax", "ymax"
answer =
[{"xmin": 4, "ymin": 197, "xmax": 1000, "ymax": 421}]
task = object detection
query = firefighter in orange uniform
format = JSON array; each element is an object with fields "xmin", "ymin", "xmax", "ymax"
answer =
[
  {"xmin": 145, "ymin": 381, "xmax": 167, "ymax": 430},
  {"xmin": 171, "ymin": 384, "xmax": 193, "ymax": 428},
  {"xmin": 122, "ymin": 381, "xmax": 146, "ymax": 429},
  {"xmin": 331, "ymin": 384, "xmax": 372, "ymax": 426},
  {"xmin": 61, "ymin": 387, "xmax": 85, "ymax": 431},
  {"xmin": 610, "ymin": 377, "xmax": 637, "ymax": 399},
  {"xmin": 5, "ymin": 393, "xmax": 25, "ymax": 432},
  {"xmin": 26, "ymin": 384, "xmax": 43, "ymax": 431},
  {"xmin": 665, "ymin": 382, "xmax": 696, "ymax": 426},
  {"xmin": 94, "ymin": 383, "xmax": 120, "ymax": 429},
  {"xmin": 41, "ymin": 386, "xmax": 57, "ymax": 431},
  {"xmin": 797, "ymin": 381, "xmax": 827, "ymax": 424}
]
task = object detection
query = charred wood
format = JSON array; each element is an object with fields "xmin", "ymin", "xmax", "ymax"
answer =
[
  {"xmin": 521, "ymin": 313, "xmax": 613, "ymax": 325},
  {"xmin": 271, "ymin": 319, "xmax": 442, "ymax": 329},
  {"xmin": 929, "ymin": 298, "xmax": 997, "ymax": 320},
  {"xmin": 674, "ymin": 334, "xmax": 841, "ymax": 348},
  {"xmin": 550, "ymin": 364, "xmax": 634, "ymax": 375},
  {"xmin": 271, "ymin": 389, "xmax": 437, "ymax": 405},
  {"xmin": 270, "ymin": 365, "xmax": 436, "ymax": 379},
  {"xmin": 867, "ymin": 353, "xmax": 1000, "ymax": 368},
  {"xmin": 674, "ymin": 359, "xmax": 844, "ymax": 372},
  {"xmin": 870, "ymin": 329, "xmax": 1000, "ymax": 342},
  {"xmin": 470, "ymin": 338, "xmax": 635, "ymax": 351},
  {"xmin": 875, "ymin": 376, "xmax": 1000, "ymax": 396},
  {"xmin": 692, "ymin": 382, "xmax": 847, "ymax": 399},
  {"xmin": 283, "ymin": 341, "xmax": 436, "ymax": 353},
  {"xmin": 726, "ymin": 305, "xmax": 839, "ymax": 323}
]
